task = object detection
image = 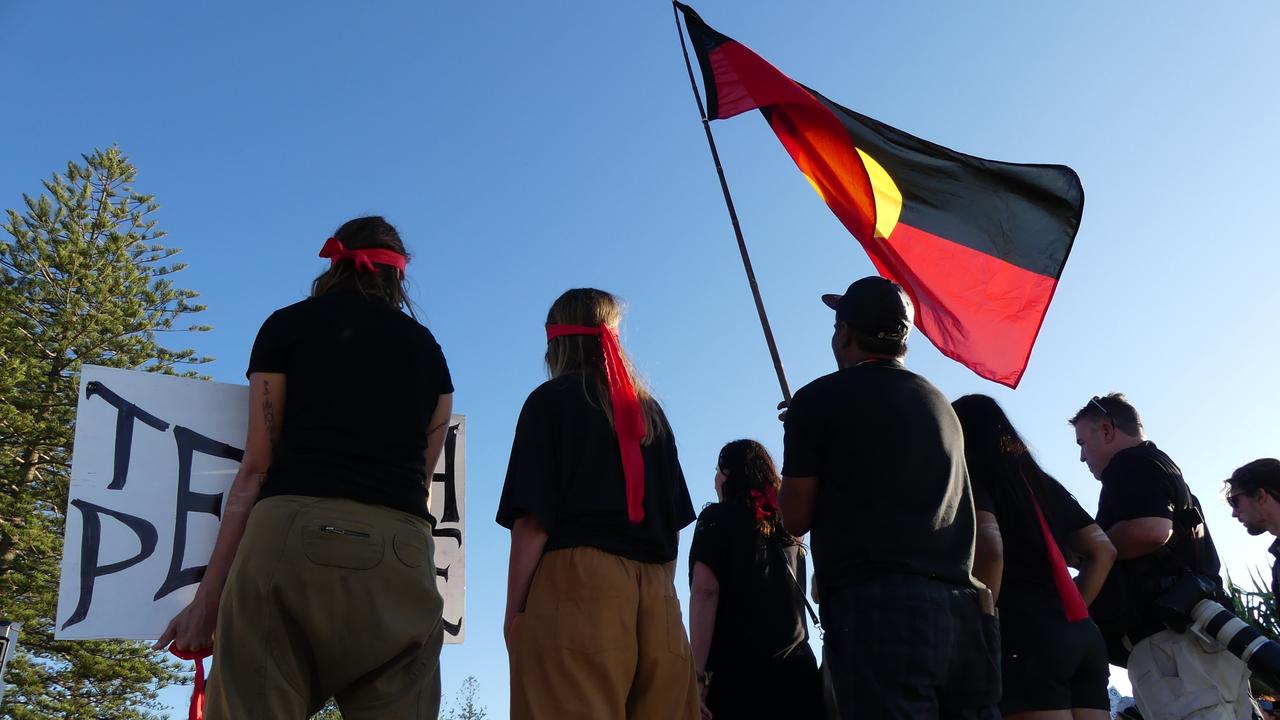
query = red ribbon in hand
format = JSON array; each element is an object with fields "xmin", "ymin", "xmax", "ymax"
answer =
[
  {"xmin": 170, "ymin": 647, "xmax": 212, "ymax": 720},
  {"xmin": 318, "ymin": 237, "xmax": 406, "ymax": 274},
  {"xmin": 546, "ymin": 323, "xmax": 646, "ymax": 523}
]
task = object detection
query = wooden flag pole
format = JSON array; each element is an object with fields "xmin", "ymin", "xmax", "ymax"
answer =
[{"xmin": 673, "ymin": 3, "xmax": 793, "ymax": 404}]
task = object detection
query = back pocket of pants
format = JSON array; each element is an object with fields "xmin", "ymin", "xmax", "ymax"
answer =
[
  {"xmin": 302, "ymin": 520, "xmax": 385, "ymax": 570},
  {"xmin": 557, "ymin": 597, "xmax": 626, "ymax": 654},
  {"xmin": 392, "ymin": 529, "xmax": 430, "ymax": 569}
]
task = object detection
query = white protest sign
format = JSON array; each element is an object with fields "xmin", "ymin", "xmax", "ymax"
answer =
[{"xmin": 56, "ymin": 365, "xmax": 466, "ymax": 643}]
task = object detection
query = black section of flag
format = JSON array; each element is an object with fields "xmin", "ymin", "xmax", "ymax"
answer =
[{"xmin": 806, "ymin": 89, "xmax": 1082, "ymax": 279}]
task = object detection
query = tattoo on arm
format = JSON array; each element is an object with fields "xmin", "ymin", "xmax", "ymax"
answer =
[
  {"xmin": 263, "ymin": 380, "xmax": 277, "ymax": 450},
  {"xmin": 426, "ymin": 420, "xmax": 449, "ymax": 437}
]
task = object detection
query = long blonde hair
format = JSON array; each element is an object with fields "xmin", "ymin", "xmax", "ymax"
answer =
[{"xmin": 545, "ymin": 288, "xmax": 664, "ymax": 444}]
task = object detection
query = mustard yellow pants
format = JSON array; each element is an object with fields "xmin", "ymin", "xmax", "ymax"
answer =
[
  {"xmin": 206, "ymin": 495, "xmax": 444, "ymax": 720},
  {"xmin": 509, "ymin": 546, "xmax": 700, "ymax": 720}
]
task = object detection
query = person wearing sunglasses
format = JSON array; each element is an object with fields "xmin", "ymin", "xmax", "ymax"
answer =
[
  {"xmin": 1225, "ymin": 459, "xmax": 1280, "ymax": 613},
  {"xmin": 1070, "ymin": 393, "xmax": 1251, "ymax": 720}
]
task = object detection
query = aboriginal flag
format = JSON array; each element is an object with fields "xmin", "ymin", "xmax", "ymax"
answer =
[{"xmin": 677, "ymin": 4, "xmax": 1083, "ymax": 387}]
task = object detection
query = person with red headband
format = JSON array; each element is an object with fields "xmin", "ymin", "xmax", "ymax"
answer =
[
  {"xmin": 688, "ymin": 439, "xmax": 823, "ymax": 720},
  {"xmin": 153, "ymin": 216, "xmax": 454, "ymax": 719},
  {"xmin": 497, "ymin": 288, "xmax": 699, "ymax": 720}
]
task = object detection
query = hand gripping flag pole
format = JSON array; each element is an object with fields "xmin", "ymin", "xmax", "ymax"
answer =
[{"xmin": 673, "ymin": 2, "xmax": 793, "ymax": 405}]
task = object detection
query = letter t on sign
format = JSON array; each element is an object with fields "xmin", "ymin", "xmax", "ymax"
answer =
[{"xmin": 85, "ymin": 381, "xmax": 170, "ymax": 490}]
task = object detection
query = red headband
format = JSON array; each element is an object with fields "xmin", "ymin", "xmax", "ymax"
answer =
[
  {"xmin": 319, "ymin": 237, "xmax": 407, "ymax": 274},
  {"xmin": 546, "ymin": 323, "xmax": 646, "ymax": 523}
]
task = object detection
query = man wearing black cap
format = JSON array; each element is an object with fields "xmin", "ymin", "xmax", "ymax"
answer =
[
  {"xmin": 1226, "ymin": 459, "xmax": 1280, "ymax": 611},
  {"xmin": 778, "ymin": 276, "xmax": 999, "ymax": 719}
]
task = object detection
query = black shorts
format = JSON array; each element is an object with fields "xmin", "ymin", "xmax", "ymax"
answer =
[{"xmin": 998, "ymin": 589, "xmax": 1110, "ymax": 714}]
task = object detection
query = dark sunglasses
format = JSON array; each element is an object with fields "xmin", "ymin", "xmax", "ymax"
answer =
[{"xmin": 1228, "ymin": 488, "xmax": 1280, "ymax": 509}]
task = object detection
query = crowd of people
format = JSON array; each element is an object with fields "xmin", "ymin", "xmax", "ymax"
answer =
[{"xmin": 150, "ymin": 216, "xmax": 1280, "ymax": 720}]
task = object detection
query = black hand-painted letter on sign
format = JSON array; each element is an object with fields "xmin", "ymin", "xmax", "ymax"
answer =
[
  {"xmin": 62, "ymin": 500, "xmax": 159, "ymax": 629},
  {"xmin": 153, "ymin": 426, "xmax": 244, "ymax": 600},
  {"xmin": 85, "ymin": 380, "xmax": 170, "ymax": 490}
]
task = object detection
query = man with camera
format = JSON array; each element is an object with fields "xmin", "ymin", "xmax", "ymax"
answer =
[
  {"xmin": 779, "ymin": 277, "xmax": 999, "ymax": 719},
  {"xmin": 1071, "ymin": 393, "xmax": 1252, "ymax": 720},
  {"xmin": 1225, "ymin": 458, "xmax": 1280, "ymax": 608}
]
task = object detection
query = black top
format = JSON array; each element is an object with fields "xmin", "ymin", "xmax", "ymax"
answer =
[
  {"xmin": 496, "ymin": 373, "xmax": 696, "ymax": 563},
  {"xmin": 689, "ymin": 503, "xmax": 812, "ymax": 671},
  {"xmin": 1093, "ymin": 441, "xmax": 1224, "ymax": 619},
  {"xmin": 247, "ymin": 290, "xmax": 453, "ymax": 521},
  {"xmin": 1270, "ymin": 539, "xmax": 1280, "ymax": 610},
  {"xmin": 972, "ymin": 474, "xmax": 1095, "ymax": 600},
  {"xmin": 781, "ymin": 359, "xmax": 976, "ymax": 597}
]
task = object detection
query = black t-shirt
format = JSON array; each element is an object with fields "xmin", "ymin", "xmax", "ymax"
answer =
[
  {"xmin": 971, "ymin": 474, "xmax": 1095, "ymax": 600},
  {"xmin": 1270, "ymin": 539, "xmax": 1280, "ymax": 610},
  {"xmin": 495, "ymin": 373, "xmax": 696, "ymax": 563},
  {"xmin": 689, "ymin": 503, "xmax": 812, "ymax": 671},
  {"xmin": 781, "ymin": 359, "xmax": 975, "ymax": 597},
  {"xmin": 1093, "ymin": 441, "xmax": 1224, "ymax": 618},
  {"xmin": 247, "ymin": 290, "xmax": 453, "ymax": 521}
]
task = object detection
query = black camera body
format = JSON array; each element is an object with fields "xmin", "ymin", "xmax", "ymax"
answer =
[{"xmin": 1156, "ymin": 574, "xmax": 1280, "ymax": 690}]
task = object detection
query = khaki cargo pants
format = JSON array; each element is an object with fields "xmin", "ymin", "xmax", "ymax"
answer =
[
  {"xmin": 508, "ymin": 546, "xmax": 700, "ymax": 720},
  {"xmin": 1129, "ymin": 628, "xmax": 1254, "ymax": 720},
  {"xmin": 206, "ymin": 495, "xmax": 444, "ymax": 720}
]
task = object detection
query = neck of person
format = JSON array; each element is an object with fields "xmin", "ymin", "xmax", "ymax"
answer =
[
  {"xmin": 1264, "ymin": 505, "xmax": 1280, "ymax": 537},
  {"xmin": 839, "ymin": 347, "xmax": 901, "ymax": 369}
]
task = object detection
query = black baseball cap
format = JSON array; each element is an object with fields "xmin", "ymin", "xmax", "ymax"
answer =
[{"xmin": 822, "ymin": 276, "xmax": 914, "ymax": 340}]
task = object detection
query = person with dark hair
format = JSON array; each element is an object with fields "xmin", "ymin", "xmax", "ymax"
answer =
[
  {"xmin": 1224, "ymin": 459, "xmax": 1280, "ymax": 611},
  {"xmin": 953, "ymin": 394, "xmax": 1116, "ymax": 720},
  {"xmin": 498, "ymin": 288, "xmax": 699, "ymax": 720},
  {"xmin": 1070, "ymin": 393, "xmax": 1253, "ymax": 720},
  {"xmin": 687, "ymin": 439, "xmax": 823, "ymax": 719},
  {"xmin": 778, "ymin": 275, "xmax": 999, "ymax": 719},
  {"xmin": 153, "ymin": 216, "xmax": 454, "ymax": 719}
]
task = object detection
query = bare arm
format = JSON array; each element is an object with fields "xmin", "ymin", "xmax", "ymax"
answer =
[
  {"xmin": 423, "ymin": 393, "xmax": 454, "ymax": 510},
  {"xmin": 1107, "ymin": 517, "xmax": 1172, "ymax": 560},
  {"xmin": 689, "ymin": 561, "xmax": 720, "ymax": 678},
  {"xmin": 153, "ymin": 371, "xmax": 285, "ymax": 651},
  {"xmin": 1070, "ymin": 523, "xmax": 1117, "ymax": 605},
  {"xmin": 690, "ymin": 560, "xmax": 719, "ymax": 718},
  {"xmin": 972, "ymin": 510, "xmax": 1004, "ymax": 603},
  {"xmin": 504, "ymin": 514, "xmax": 548, "ymax": 648},
  {"xmin": 779, "ymin": 475, "xmax": 818, "ymax": 537}
]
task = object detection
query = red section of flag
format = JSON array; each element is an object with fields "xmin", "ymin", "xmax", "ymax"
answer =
[{"xmin": 873, "ymin": 224, "xmax": 1060, "ymax": 387}]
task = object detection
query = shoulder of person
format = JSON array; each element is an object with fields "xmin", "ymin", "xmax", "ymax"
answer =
[
  {"xmin": 696, "ymin": 501, "xmax": 732, "ymax": 526},
  {"xmin": 266, "ymin": 296, "xmax": 316, "ymax": 320},
  {"xmin": 522, "ymin": 374, "xmax": 584, "ymax": 407},
  {"xmin": 792, "ymin": 371, "xmax": 845, "ymax": 407},
  {"xmin": 1109, "ymin": 443, "xmax": 1180, "ymax": 486}
]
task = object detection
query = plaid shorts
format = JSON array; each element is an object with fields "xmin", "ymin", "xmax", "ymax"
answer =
[{"xmin": 821, "ymin": 574, "xmax": 1001, "ymax": 720}]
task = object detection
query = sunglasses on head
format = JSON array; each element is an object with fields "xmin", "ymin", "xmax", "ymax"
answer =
[{"xmin": 1088, "ymin": 396, "xmax": 1111, "ymax": 417}]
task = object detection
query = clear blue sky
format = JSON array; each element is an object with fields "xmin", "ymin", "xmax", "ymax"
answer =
[{"xmin": 4, "ymin": 0, "xmax": 1279, "ymax": 715}]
